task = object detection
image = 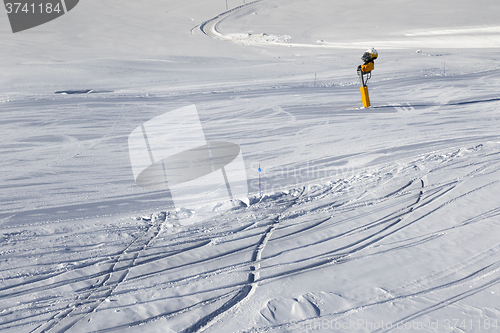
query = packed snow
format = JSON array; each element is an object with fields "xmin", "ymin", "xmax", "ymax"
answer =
[{"xmin": 1, "ymin": 0, "xmax": 500, "ymax": 332}]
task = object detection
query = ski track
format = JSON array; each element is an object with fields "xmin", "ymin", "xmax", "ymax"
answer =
[
  {"xmin": 213, "ymin": 148, "xmax": 500, "ymax": 331},
  {"xmin": 374, "ymin": 274, "xmax": 500, "ymax": 333},
  {"xmin": 29, "ymin": 219, "xmax": 165, "ymax": 333},
  {"xmin": 199, "ymin": 0, "xmax": 264, "ymax": 40},
  {"xmin": 278, "ymin": 258, "xmax": 500, "ymax": 333},
  {"xmin": 178, "ymin": 187, "xmax": 306, "ymax": 333},
  {"xmin": 2, "ymin": 7, "xmax": 500, "ymax": 330},
  {"xmin": 252, "ymin": 148, "xmax": 500, "ymax": 332},
  {"xmin": 0, "ymin": 219, "xmax": 214, "ymax": 331}
]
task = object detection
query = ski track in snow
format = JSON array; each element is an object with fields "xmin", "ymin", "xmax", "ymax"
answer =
[
  {"xmin": 2, "ymin": 1, "xmax": 500, "ymax": 332},
  {"xmin": 2, "ymin": 75, "xmax": 500, "ymax": 332},
  {"xmin": 3, "ymin": 143, "xmax": 500, "ymax": 332},
  {"xmin": 198, "ymin": 0, "xmax": 500, "ymax": 49},
  {"xmin": 31, "ymin": 220, "xmax": 165, "ymax": 333},
  {"xmin": 249, "ymin": 147, "xmax": 500, "ymax": 332}
]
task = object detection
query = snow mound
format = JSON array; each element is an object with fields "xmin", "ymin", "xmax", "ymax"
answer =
[
  {"xmin": 213, "ymin": 199, "xmax": 249, "ymax": 212},
  {"xmin": 260, "ymin": 293, "xmax": 320, "ymax": 325},
  {"xmin": 259, "ymin": 292, "xmax": 351, "ymax": 325}
]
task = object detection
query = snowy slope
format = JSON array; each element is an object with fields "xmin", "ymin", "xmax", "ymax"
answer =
[{"xmin": 1, "ymin": 0, "xmax": 500, "ymax": 332}]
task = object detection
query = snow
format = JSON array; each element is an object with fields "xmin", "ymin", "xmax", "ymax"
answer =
[{"xmin": 1, "ymin": 0, "xmax": 500, "ymax": 332}]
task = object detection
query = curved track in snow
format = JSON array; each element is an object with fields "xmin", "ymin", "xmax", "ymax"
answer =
[
  {"xmin": 199, "ymin": 1, "xmax": 263, "ymax": 40},
  {"xmin": 198, "ymin": 0, "xmax": 337, "ymax": 49},
  {"xmin": 198, "ymin": 0, "xmax": 325, "ymax": 48},
  {"xmin": 198, "ymin": 0, "xmax": 500, "ymax": 49}
]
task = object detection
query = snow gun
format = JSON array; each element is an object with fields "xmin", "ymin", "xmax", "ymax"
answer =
[{"xmin": 357, "ymin": 48, "xmax": 378, "ymax": 108}]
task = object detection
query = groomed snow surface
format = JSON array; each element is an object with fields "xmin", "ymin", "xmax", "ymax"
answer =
[{"xmin": 2, "ymin": 0, "xmax": 500, "ymax": 332}]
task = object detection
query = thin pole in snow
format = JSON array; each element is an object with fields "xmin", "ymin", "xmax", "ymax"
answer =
[
  {"xmin": 314, "ymin": 73, "xmax": 317, "ymax": 87},
  {"xmin": 258, "ymin": 163, "xmax": 261, "ymax": 197},
  {"xmin": 226, "ymin": 0, "xmax": 228, "ymax": 10}
]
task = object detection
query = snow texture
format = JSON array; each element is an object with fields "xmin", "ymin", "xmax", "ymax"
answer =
[{"xmin": 1, "ymin": 0, "xmax": 500, "ymax": 332}]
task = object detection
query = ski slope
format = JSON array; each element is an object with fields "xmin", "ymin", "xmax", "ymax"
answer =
[{"xmin": 1, "ymin": 0, "xmax": 500, "ymax": 332}]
